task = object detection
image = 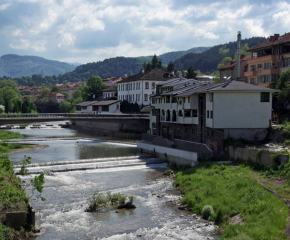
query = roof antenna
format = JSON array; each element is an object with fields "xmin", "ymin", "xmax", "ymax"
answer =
[{"xmin": 237, "ymin": 31, "xmax": 241, "ymax": 80}]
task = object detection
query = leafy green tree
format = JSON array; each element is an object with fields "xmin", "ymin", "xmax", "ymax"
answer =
[
  {"xmin": 167, "ymin": 61, "xmax": 175, "ymax": 72},
  {"xmin": 51, "ymin": 86, "xmax": 60, "ymax": 92},
  {"xmin": 85, "ymin": 76, "xmax": 106, "ymax": 100},
  {"xmin": 217, "ymin": 57, "xmax": 233, "ymax": 68},
  {"xmin": 59, "ymin": 100, "xmax": 72, "ymax": 113},
  {"xmin": 40, "ymin": 87, "xmax": 51, "ymax": 96},
  {"xmin": 0, "ymin": 79, "xmax": 18, "ymax": 91},
  {"xmin": 186, "ymin": 66, "xmax": 197, "ymax": 79},
  {"xmin": 0, "ymin": 87, "xmax": 21, "ymax": 113}
]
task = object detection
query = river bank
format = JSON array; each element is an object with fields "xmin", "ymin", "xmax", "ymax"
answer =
[{"xmin": 173, "ymin": 162, "xmax": 289, "ymax": 240}]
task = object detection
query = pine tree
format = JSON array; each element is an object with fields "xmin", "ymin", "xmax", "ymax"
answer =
[
  {"xmin": 167, "ymin": 61, "xmax": 175, "ymax": 72},
  {"xmin": 186, "ymin": 66, "xmax": 197, "ymax": 79}
]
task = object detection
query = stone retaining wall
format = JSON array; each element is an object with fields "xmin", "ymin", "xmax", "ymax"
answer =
[{"xmin": 228, "ymin": 146, "xmax": 289, "ymax": 166}]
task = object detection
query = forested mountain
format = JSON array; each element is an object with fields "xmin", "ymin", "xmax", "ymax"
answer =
[
  {"xmin": 173, "ymin": 37, "xmax": 267, "ymax": 73},
  {"xmin": 138, "ymin": 46, "xmax": 211, "ymax": 65},
  {"xmin": 0, "ymin": 54, "xmax": 76, "ymax": 78}
]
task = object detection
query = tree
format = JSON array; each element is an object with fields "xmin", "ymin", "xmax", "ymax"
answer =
[
  {"xmin": 40, "ymin": 87, "xmax": 51, "ymax": 96},
  {"xmin": 217, "ymin": 57, "xmax": 233, "ymax": 68},
  {"xmin": 167, "ymin": 61, "xmax": 175, "ymax": 72},
  {"xmin": 51, "ymin": 86, "xmax": 60, "ymax": 92},
  {"xmin": 151, "ymin": 54, "xmax": 159, "ymax": 69},
  {"xmin": 59, "ymin": 100, "xmax": 72, "ymax": 113},
  {"xmin": 186, "ymin": 66, "xmax": 197, "ymax": 79},
  {"xmin": 85, "ymin": 76, "xmax": 106, "ymax": 100},
  {"xmin": 0, "ymin": 86, "xmax": 21, "ymax": 113},
  {"xmin": 0, "ymin": 79, "xmax": 18, "ymax": 91}
]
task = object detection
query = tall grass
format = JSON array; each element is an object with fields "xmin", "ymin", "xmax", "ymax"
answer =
[
  {"xmin": 174, "ymin": 164, "xmax": 288, "ymax": 240},
  {"xmin": 0, "ymin": 130, "xmax": 23, "ymax": 140}
]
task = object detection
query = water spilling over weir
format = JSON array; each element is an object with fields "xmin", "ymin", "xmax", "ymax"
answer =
[{"xmin": 8, "ymin": 122, "xmax": 218, "ymax": 240}]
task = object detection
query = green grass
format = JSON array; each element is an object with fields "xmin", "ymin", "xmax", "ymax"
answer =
[
  {"xmin": 0, "ymin": 130, "xmax": 23, "ymax": 141},
  {"xmin": 174, "ymin": 163, "xmax": 288, "ymax": 240},
  {"xmin": 0, "ymin": 155, "xmax": 29, "ymax": 239}
]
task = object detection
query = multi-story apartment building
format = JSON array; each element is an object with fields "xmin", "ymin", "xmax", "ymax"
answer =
[
  {"xmin": 117, "ymin": 69, "xmax": 174, "ymax": 107},
  {"xmin": 245, "ymin": 32, "xmax": 290, "ymax": 86},
  {"xmin": 149, "ymin": 79, "xmax": 276, "ymax": 151}
]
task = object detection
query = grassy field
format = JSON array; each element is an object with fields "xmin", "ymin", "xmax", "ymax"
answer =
[
  {"xmin": 0, "ymin": 130, "xmax": 27, "ymax": 155},
  {"xmin": 174, "ymin": 163, "xmax": 289, "ymax": 240}
]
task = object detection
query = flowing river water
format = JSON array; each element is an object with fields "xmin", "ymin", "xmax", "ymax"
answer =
[{"xmin": 8, "ymin": 122, "xmax": 218, "ymax": 240}]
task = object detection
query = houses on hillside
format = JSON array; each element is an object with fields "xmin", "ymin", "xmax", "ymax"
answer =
[{"xmin": 146, "ymin": 78, "xmax": 277, "ymax": 152}]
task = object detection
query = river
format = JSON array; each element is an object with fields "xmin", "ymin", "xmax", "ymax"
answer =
[{"xmin": 9, "ymin": 122, "xmax": 218, "ymax": 240}]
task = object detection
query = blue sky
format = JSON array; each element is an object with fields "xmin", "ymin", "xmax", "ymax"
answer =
[{"xmin": 0, "ymin": 0, "xmax": 289, "ymax": 64}]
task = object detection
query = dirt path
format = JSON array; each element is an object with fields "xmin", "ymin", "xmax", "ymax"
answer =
[{"xmin": 251, "ymin": 173, "xmax": 290, "ymax": 237}]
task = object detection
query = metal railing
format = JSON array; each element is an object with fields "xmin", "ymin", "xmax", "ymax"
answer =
[{"xmin": 0, "ymin": 113, "xmax": 150, "ymax": 120}]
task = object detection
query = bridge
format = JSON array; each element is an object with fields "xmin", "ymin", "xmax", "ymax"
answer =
[{"xmin": 0, "ymin": 113, "xmax": 150, "ymax": 134}]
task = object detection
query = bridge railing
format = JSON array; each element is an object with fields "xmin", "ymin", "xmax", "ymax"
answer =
[{"xmin": 0, "ymin": 113, "xmax": 150, "ymax": 120}]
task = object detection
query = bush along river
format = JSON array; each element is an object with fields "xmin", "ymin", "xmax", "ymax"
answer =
[{"xmin": 8, "ymin": 122, "xmax": 219, "ymax": 240}]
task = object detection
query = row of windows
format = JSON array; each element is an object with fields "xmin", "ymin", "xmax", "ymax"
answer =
[
  {"xmin": 207, "ymin": 111, "xmax": 213, "ymax": 119},
  {"xmin": 156, "ymin": 109, "xmax": 198, "ymax": 118},
  {"xmin": 103, "ymin": 92, "xmax": 115, "ymax": 98},
  {"xmin": 152, "ymin": 96, "xmax": 191, "ymax": 104},
  {"xmin": 250, "ymin": 62, "xmax": 272, "ymax": 71},
  {"xmin": 118, "ymin": 94, "xmax": 149, "ymax": 102},
  {"xmin": 118, "ymin": 82, "xmax": 155, "ymax": 91}
]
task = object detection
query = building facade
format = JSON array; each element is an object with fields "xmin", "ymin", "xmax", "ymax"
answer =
[
  {"xmin": 75, "ymin": 100, "xmax": 121, "ymax": 114},
  {"xmin": 245, "ymin": 32, "xmax": 290, "ymax": 86},
  {"xmin": 117, "ymin": 69, "xmax": 174, "ymax": 107},
  {"xmin": 149, "ymin": 79, "xmax": 276, "ymax": 151},
  {"xmin": 102, "ymin": 86, "xmax": 117, "ymax": 99}
]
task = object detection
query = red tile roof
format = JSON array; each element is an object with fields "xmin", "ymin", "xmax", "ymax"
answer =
[
  {"xmin": 250, "ymin": 32, "xmax": 290, "ymax": 51},
  {"xmin": 218, "ymin": 56, "xmax": 250, "ymax": 70}
]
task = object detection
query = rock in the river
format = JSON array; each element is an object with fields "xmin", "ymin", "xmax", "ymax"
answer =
[
  {"xmin": 117, "ymin": 202, "xmax": 136, "ymax": 209},
  {"xmin": 178, "ymin": 205, "xmax": 187, "ymax": 210}
]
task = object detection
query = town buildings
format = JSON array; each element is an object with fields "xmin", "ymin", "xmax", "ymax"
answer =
[
  {"xmin": 117, "ymin": 69, "xmax": 174, "ymax": 108},
  {"xmin": 102, "ymin": 86, "xmax": 117, "ymax": 99},
  {"xmin": 147, "ymin": 78, "xmax": 277, "ymax": 152},
  {"xmin": 218, "ymin": 56, "xmax": 250, "ymax": 82},
  {"xmin": 245, "ymin": 32, "xmax": 290, "ymax": 86},
  {"xmin": 75, "ymin": 100, "xmax": 120, "ymax": 114}
]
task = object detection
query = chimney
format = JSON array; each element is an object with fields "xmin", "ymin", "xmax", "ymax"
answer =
[{"xmin": 237, "ymin": 31, "xmax": 241, "ymax": 79}]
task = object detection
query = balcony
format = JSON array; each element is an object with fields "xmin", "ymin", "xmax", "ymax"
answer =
[
  {"xmin": 245, "ymin": 68, "xmax": 281, "ymax": 78},
  {"xmin": 244, "ymin": 70, "xmax": 257, "ymax": 77},
  {"xmin": 247, "ymin": 55, "xmax": 278, "ymax": 64}
]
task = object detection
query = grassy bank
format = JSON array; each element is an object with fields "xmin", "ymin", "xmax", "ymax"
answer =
[
  {"xmin": 0, "ymin": 155, "xmax": 29, "ymax": 239},
  {"xmin": 0, "ymin": 130, "xmax": 23, "ymax": 141},
  {"xmin": 174, "ymin": 163, "xmax": 288, "ymax": 240}
]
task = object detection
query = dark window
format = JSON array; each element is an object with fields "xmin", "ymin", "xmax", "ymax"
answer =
[
  {"xmin": 193, "ymin": 110, "xmax": 198, "ymax": 117},
  {"xmin": 172, "ymin": 97, "xmax": 177, "ymax": 103},
  {"xmin": 184, "ymin": 110, "xmax": 191, "ymax": 117},
  {"xmin": 186, "ymin": 129, "xmax": 191, "ymax": 134},
  {"xmin": 179, "ymin": 110, "xmax": 183, "ymax": 117},
  {"xmin": 152, "ymin": 109, "xmax": 156, "ymax": 116},
  {"xmin": 166, "ymin": 96, "xmax": 170, "ymax": 103},
  {"xmin": 207, "ymin": 111, "xmax": 209, "ymax": 118},
  {"xmin": 261, "ymin": 92, "xmax": 270, "ymax": 102},
  {"xmin": 102, "ymin": 106, "xmax": 109, "ymax": 112},
  {"xmin": 210, "ymin": 111, "xmax": 213, "ymax": 119}
]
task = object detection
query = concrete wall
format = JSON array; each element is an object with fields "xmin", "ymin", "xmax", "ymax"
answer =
[
  {"xmin": 213, "ymin": 92, "xmax": 272, "ymax": 129},
  {"xmin": 224, "ymin": 128, "xmax": 268, "ymax": 141},
  {"xmin": 138, "ymin": 141, "xmax": 198, "ymax": 167},
  {"xmin": 228, "ymin": 146, "xmax": 289, "ymax": 166}
]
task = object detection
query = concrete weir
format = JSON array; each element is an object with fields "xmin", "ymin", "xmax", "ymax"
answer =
[{"xmin": 14, "ymin": 156, "xmax": 166, "ymax": 174}]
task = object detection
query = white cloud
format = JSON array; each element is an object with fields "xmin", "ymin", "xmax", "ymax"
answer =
[
  {"xmin": 0, "ymin": 0, "xmax": 290, "ymax": 63},
  {"xmin": 0, "ymin": 3, "xmax": 10, "ymax": 11}
]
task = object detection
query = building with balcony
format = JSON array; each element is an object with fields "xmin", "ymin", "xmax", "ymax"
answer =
[
  {"xmin": 148, "ymin": 79, "xmax": 277, "ymax": 151},
  {"xmin": 116, "ymin": 68, "xmax": 174, "ymax": 108},
  {"xmin": 245, "ymin": 32, "xmax": 290, "ymax": 86}
]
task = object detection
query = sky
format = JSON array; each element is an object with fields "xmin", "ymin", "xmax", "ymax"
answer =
[{"xmin": 0, "ymin": 0, "xmax": 289, "ymax": 64}]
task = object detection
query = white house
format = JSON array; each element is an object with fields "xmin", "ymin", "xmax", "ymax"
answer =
[
  {"xmin": 149, "ymin": 80, "xmax": 277, "ymax": 151},
  {"xmin": 117, "ymin": 69, "xmax": 174, "ymax": 107},
  {"xmin": 102, "ymin": 86, "xmax": 117, "ymax": 99},
  {"xmin": 75, "ymin": 100, "xmax": 121, "ymax": 114}
]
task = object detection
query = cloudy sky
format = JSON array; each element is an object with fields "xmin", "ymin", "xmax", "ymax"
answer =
[{"xmin": 0, "ymin": 0, "xmax": 289, "ymax": 64}]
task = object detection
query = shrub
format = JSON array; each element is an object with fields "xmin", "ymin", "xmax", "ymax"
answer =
[{"xmin": 202, "ymin": 205, "xmax": 214, "ymax": 220}]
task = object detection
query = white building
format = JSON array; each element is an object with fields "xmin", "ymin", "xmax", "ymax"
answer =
[
  {"xmin": 149, "ymin": 80, "xmax": 277, "ymax": 151},
  {"xmin": 117, "ymin": 69, "xmax": 174, "ymax": 107},
  {"xmin": 102, "ymin": 86, "xmax": 117, "ymax": 99},
  {"xmin": 75, "ymin": 100, "xmax": 121, "ymax": 114}
]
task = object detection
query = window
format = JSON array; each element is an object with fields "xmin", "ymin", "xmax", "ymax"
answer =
[
  {"xmin": 152, "ymin": 82, "xmax": 155, "ymax": 89},
  {"xmin": 193, "ymin": 110, "xmax": 198, "ymax": 117},
  {"xmin": 207, "ymin": 111, "xmax": 209, "ymax": 118},
  {"xmin": 166, "ymin": 96, "xmax": 170, "ymax": 103},
  {"xmin": 184, "ymin": 110, "xmax": 191, "ymax": 117},
  {"xmin": 250, "ymin": 65, "xmax": 256, "ymax": 71},
  {"xmin": 261, "ymin": 92, "xmax": 270, "ymax": 102},
  {"xmin": 144, "ymin": 94, "xmax": 148, "ymax": 101},
  {"xmin": 102, "ymin": 106, "xmax": 109, "ymax": 112},
  {"xmin": 210, "ymin": 111, "xmax": 213, "ymax": 119},
  {"xmin": 209, "ymin": 93, "xmax": 213, "ymax": 102},
  {"xmin": 172, "ymin": 97, "xmax": 177, "ymax": 103},
  {"xmin": 133, "ymin": 83, "xmax": 135, "ymax": 90},
  {"xmin": 152, "ymin": 109, "xmax": 156, "ymax": 116},
  {"xmin": 186, "ymin": 129, "xmax": 191, "ymax": 134},
  {"xmin": 258, "ymin": 63, "xmax": 263, "ymax": 69},
  {"xmin": 145, "ymin": 82, "xmax": 149, "ymax": 89},
  {"xmin": 258, "ymin": 74, "xmax": 271, "ymax": 84},
  {"xmin": 250, "ymin": 78, "xmax": 256, "ymax": 84},
  {"xmin": 117, "ymin": 104, "xmax": 119, "ymax": 110},
  {"xmin": 178, "ymin": 110, "xmax": 183, "ymax": 117},
  {"xmin": 264, "ymin": 62, "xmax": 271, "ymax": 69},
  {"xmin": 193, "ymin": 129, "xmax": 198, "ymax": 134}
]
